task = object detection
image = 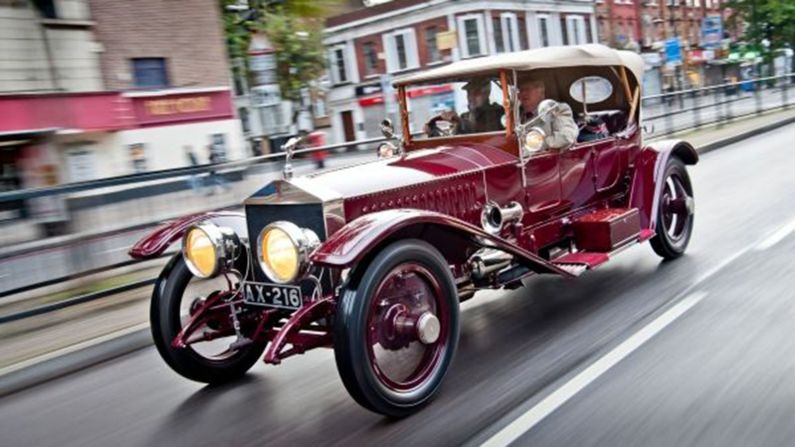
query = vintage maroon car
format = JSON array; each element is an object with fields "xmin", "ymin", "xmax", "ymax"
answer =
[{"xmin": 130, "ymin": 44, "xmax": 697, "ymax": 417}]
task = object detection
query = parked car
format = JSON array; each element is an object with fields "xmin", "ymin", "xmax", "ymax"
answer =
[{"xmin": 130, "ymin": 44, "xmax": 697, "ymax": 417}]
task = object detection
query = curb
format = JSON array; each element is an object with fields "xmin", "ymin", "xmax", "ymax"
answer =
[
  {"xmin": 0, "ymin": 325, "xmax": 151, "ymax": 398},
  {"xmin": 1, "ymin": 112, "xmax": 793, "ymax": 397},
  {"xmin": 696, "ymin": 113, "xmax": 795, "ymax": 155}
]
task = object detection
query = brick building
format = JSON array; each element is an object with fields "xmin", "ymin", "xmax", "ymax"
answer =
[
  {"xmin": 89, "ymin": 0, "xmax": 231, "ymax": 91},
  {"xmin": 595, "ymin": 0, "xmax": 725, "ymax": 50},
  {"xmin": 0, "ymin": 0, "xmax": 243, "ymax": 209},
  {"xmin": 323, "ymin": 0, "xmax": 598, "ymax": 144}
]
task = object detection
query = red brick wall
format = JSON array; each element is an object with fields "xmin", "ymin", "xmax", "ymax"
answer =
[
  {"xmin": 414, "ymin": 17, "xmax": 450, "ymax": 66},
  {"xmin": 88, "ymin": 0, "xmax": 230, "ymax": 90},
  {"xmin": 354, "ymin": 34, "xmax": 386, "ymax": 80},
  {"xmin": 353, "ymin": 16, "xmax": 451, "ymax": 79}
]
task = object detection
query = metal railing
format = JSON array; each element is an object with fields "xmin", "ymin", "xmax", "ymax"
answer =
[{"xmin": 0, "ymin": 73, "xmax": 793, "ymax": 323}]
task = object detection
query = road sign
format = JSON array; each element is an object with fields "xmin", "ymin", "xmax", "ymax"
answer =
[
  {"xmin": 436, "ymin": 30, "xmax": 458, "ymax": 51},
  {"xmin": 701, "ymin": 16, "xmax": 722, "ymax": 49},
  {"xmin": 665, "ymin": 38, "xmax": 682, "ymax": 65}
]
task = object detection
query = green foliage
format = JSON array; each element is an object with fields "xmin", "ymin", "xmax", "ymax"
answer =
[
  {"xmin": 725, "ymin": 0, "xmax": 795, "ymax": 52},
  {"xmin": 220, "ymin": 0, "xmax": 341, "ymax": 104},
  {"xmin": 256, "ymin": 12, "xmax": 327, "ymax": 102}
]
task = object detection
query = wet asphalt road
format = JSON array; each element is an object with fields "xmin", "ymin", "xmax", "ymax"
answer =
[{"xmin": 1, "ymin": 124, "xmax": 794, "ymax": 447}]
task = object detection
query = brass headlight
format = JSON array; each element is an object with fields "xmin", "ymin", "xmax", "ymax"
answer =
[
  {"xmin": 522, "ymin": 127, "xmax": 547, "ymax": 153},
  {"xmin": 257, "ymin": 222, "xmax": 319, "ymax": 284},
  {"xmin": 182, "ymin": 223, "xmax": 240, "ymax": 278}
]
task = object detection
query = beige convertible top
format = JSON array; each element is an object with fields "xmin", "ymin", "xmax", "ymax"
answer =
[{"xmin": 394, "ymin": 44, "xmax": 644, "ymax": 86}]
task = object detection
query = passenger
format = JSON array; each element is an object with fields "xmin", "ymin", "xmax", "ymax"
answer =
[
  {"xmin": 517, "ymin": 78, "xmax": 579, "ymax": 149},
  {"xmin": 425, "ymin": 77, "xmax": 504, "ymax": 136}
]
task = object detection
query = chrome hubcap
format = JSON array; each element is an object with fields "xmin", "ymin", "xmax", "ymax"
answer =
[{"xmin": 416, "ymin": 312, "xmax": 441, "ymax": 345}]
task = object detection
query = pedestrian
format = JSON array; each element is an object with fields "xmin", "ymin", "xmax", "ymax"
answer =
[
  {"xmin": 206, "ymin": 145, "xmax": 229, "ymax": 195},
  {"xmin": 184, "ymin": 145, "xmax": 203, "ymax": 193},
  {"xmin": 307, "ymin": 130, "xmax": 327, "ymax": 169}
]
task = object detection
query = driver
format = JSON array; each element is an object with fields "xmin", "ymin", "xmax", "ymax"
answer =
[
  {"xmin": 518, "ymin": 79, "xmax": 578, "ymax": 149},
  {"xmin": 425, "ymin": 77, "xmax": 504, "ymax": 136}
]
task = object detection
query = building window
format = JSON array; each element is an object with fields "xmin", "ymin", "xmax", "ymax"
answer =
[
  {"xmin": 493, "ymin": 17, "xmax": 505, "ymax": 53},
  {"xmin": 457, "ymin": 14, "xmax": 486, "ymax": 58},
  {"xmin": 131, "ymin": 58, "xmax": 169, "ymax": 89},
  {"xmin": 329, "ymin": 45, "xmax": 348, "ymax": 84},
  {"xmin": 65, "ymin": 145, "xmax": 97, "ymax": 182},
  {"xmin": 238, "ymin": 108, "xmax": 250, "ymax": 133},
  {"xmin": 537, "ymin": 15, "xmax": 550, "ymax": 47},
  {"xmin": 363, "ymin": 42, "xmax": 379, "ymax": 77},
  {"xmin": 517, "ymin": 16, "xmax": 529, "ymax": 50},
  {"xmin": 425, "ymin": 26, "xmax": 441, "ymax": 63},
  {"xmin": 32, "ymin": 0, "xmax": 56, "ymax": 19},
  {"xmin": 383, "ymin": 28, "xmax": 419, "ymax": 73},
  {"xmin": 209, "ymin": 134, "xmax": 227, "ymax": 163},
  {"xmin": 128, "ymin": 144, "xmax": 147, "ymax": 173},
  {"xmin": 565, "ymin": 16, "xmax": 588, "ymax": 46},
  {"xmin": 232, "ymin": 63, "xmax": 246, "ymax": 97},
  {"xmin": 585, "ymin": 16, "xmax": 594, "ymax": 43},
  {"xmin": 499, "ymin": 13, "xmax": 520, "ymax": 53}
]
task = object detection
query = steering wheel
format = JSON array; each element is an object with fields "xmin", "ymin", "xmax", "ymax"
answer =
[{"xmin": 425, "ymin": 115, "xmax": 456, "ymax": 137}]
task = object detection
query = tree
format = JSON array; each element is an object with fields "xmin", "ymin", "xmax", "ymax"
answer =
[
  {"xmin": 725, "ymin": 0, "xmax": 795, "ymax": 53},
  {"xmin": 256, "ymin": 12, "xmax": 326, "ymax": 103},
  {"xmin": 220, "ymin": 0, "xmax": 341, "ymax": 123}
]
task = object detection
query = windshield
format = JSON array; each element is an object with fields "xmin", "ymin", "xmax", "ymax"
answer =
[{"xmin": 405, "ymin": 75, "xmax": 508, "ymax": 140}]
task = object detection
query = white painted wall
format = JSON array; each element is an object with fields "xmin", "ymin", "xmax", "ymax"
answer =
[
  {"xmin": 0, "ymin": 4, "xmax": 56, "ymax": 92},
  {"xmin": 0, "ymin": 1, "xmax": 102, "ymax": 92},
  {"xmin": 52, "ymin": 119, "xmax": 247, "ymax": 180},
  {"xmin": 118, "ymin": 120, "xmax": 246, "ymax": 171}
]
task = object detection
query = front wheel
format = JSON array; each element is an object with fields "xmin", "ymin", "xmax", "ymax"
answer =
[
  {"xmin": 150, "ymin": 256, "xmax": 265, "ymax": 384},
  {"xmin": 650, "ymin": 158, "xmax": 695, "ymax": 259},
  {"xmin": 334, "ymin": 240, "xmax": 460, "ymax": 417}
]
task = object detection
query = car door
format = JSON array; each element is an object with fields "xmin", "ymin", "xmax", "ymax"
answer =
[
  {"xmin": 592, "ymin": 136, "xmax": 626, "ymax": 195},
  {"xmin": 521, "ymin": 150, "xmax": 562, "ymax": 222},
  {"xmin": 558, "ymin": 140, "xmax": 598, "ymax": 212}
]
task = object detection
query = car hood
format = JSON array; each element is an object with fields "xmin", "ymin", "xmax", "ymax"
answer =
[
  {"xmin": 302, "ymin": 144, "xmax": 516, "ymax": 199},
  {"xmin": 245, "ymin": 143, "xmax": 515, "ymax": 207}
]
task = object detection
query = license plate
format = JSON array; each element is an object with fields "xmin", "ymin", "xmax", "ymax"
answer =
[{"xmin": 242, "ymin": 281, "xmax": 303, "ymax": 310}]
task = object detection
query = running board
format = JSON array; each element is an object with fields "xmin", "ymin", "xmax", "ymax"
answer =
[{"xmin": 551, "ymin": 228, "xmax": 656, "ymax": 277}]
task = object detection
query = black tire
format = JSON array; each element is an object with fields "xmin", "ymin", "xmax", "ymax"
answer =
[
  {"xmin": 334, "ymin": 240, "xmax": 460, "ymax": 417},
  {"xmin": 650, "ymin": 157, "xmax": 695, "ymax": 260},
  {"xmin": 150, "ymin": 256, "xmax": 265, "ymax": 384}
]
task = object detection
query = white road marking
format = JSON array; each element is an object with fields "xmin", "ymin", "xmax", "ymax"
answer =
[
  {"xmin": 480, "ymin": 291, "xmax": 707, "ymax": 447},
  {"xmin": 755, "ymin": 218, "xmax": 795, "ymax": 251},
  {"xmin": 481, "ymin": 216, "xmax": 795, "ymax": 446}
]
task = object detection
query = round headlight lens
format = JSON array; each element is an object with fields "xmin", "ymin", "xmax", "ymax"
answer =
[
  {"xmin": 378, "ymin": 142, "xmax": 396, "ymax": 159},
  {"xmin": 184, "ymin": 227, "xmax": 217, "ymax": 278},
  {"xmin": 260, "ymin": 226, "xmax": 299, "ymax": 283},
  {"xmin": 523, "ymin": 128, "xmax": 546, "ymax": 153}
]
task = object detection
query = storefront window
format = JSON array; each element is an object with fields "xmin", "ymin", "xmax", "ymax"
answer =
[
  {"xmin": 209, "ymin": 134, "xmax": 227, "ymax": 163},
  {"xmin": 66, "ymin": 145, "xmax": 97, "ymax": 182},
  {"xmin": 128, "ymin": 143, "xmax": 147, "ymax": 173}
]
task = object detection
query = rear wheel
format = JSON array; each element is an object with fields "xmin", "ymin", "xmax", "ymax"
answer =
[
  {"xmin": 334, "ymin": 240, "xmax": 460, "ymax": 417},
  {"xmin": 151, "ymin": 256, "xmax": 265, "ymax": 383},
  {"xmin": 650, "ymin": 158, "xmax": 695, "ymax": 260}
]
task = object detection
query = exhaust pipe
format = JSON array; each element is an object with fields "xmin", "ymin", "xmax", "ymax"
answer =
[
  {"xmin": 481, "ymin": 201, "xmax": 523, "ymax": 235},
  {"xmin": 469, "ymin": 248, "xmax": 513, "ymax": 279}
]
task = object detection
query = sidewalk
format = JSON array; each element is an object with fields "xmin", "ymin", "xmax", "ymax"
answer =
[{"xmin": 1, "ymin": 110, "xmax": 792, "ymax": 394}]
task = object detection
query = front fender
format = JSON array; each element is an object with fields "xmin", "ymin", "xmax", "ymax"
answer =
[
  {"xmin": 310, "ymin": 209, "xmax": 574, "ymax": 277},
  {"xmin": 129, "ymin": 211, "xmax": 247, "ymax": 259},
  {"xmin": 629, "ymin": 139, "xmax": 698, "ymax": 230}
]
